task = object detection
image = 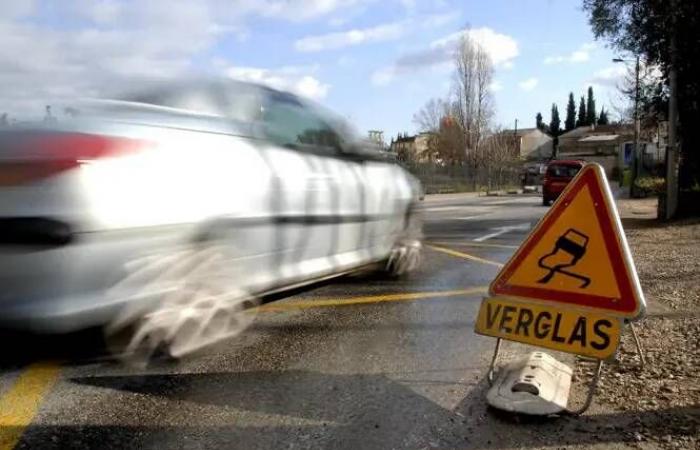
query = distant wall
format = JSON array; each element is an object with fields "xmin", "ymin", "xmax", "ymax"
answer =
[
  {"xmin": 579, "ymin": 155, "xmax": 617, "ymax": 177},
  {"xmin": 521, "ymin": 132, "xmax": 553, "ymax": 160}
]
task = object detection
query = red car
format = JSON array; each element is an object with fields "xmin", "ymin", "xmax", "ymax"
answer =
[{"xmin": 542, "ymin": 160, "xmax": 585, "ymax": 205}]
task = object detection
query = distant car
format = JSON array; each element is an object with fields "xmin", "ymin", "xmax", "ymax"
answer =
[
  {"xmin": 0, "ymin": 80, "xmax": 423, "ymax": 346},
  {"xmin": 542, "ymin": 160, "xmax": 585, "ymax": 205}
]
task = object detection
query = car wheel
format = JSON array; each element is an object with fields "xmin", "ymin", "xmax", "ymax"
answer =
[
  {"xmin": 382, "ymin": 205, "xmax": 423, "ymax": 277},
  {"xmin": 542, "ymin": 196, "xmax": 551, "ymax": 206},
  {"xmin": 104, "ymin": 243, "xmax": 259, "ymax": 364}
]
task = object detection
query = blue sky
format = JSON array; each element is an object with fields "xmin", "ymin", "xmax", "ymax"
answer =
[{"xmin": 0, "ymin": 0, "xmax": 629, "ymax": 137}]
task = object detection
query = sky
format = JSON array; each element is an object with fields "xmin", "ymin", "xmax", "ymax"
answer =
[{"xmin": 0, "ymin": 0, "xmax": 631, "ymax": 139}]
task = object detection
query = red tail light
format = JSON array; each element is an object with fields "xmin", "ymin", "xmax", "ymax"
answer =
[{"xmin": 0, "ymin": 133, "xmax": 151, "ymax": 186}]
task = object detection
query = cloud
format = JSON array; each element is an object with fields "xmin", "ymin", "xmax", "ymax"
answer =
[
  {"xmin": 0, "ymin": 0, "xmax": 364, "ymax": 116},
  {"xmin": 489, "ymin": 80, "xmax": 503, "ymax": 92},
  {"xmin": 226, "ymin": 65, "xmax": 330, "ymax": 100},
  {"xmin": 295, "ymin": 21, "xmax": 405, "ymax": 52},
  {"xmin": 371, "ymin": 26, "xmax": 518, "ymax": 86},
  {"xmin": 544, "ymin": 43, "xmax": 596, "ymax": 65},
  {"xmin": 588, "ymin": 65, "xmax": 627, "ymax": 88},
  {"xmin": 431, "ymin": 27, "xmax": 519, "ymax": 67},
  {"xmin": 232, "ymin": 0, "xmax": 373, "ymax": 22},
  {"xmin": 518, "ymin": 77, "xmax": 538, "ymax": 91},
  {"xmin": 295, "ymin": 12, "xmax": 459, "ymax": 52}
]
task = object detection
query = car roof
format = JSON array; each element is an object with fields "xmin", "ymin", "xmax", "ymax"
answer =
[{"xmin": 548, "ymin": 159, "xmax": 585, "ymax": 166}]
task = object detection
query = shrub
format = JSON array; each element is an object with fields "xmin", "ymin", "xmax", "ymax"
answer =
[{"xmin": 634, "ymin": 176, "xmax": 665, "ymax": 195}]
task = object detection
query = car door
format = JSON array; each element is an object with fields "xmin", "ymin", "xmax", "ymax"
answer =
[{"xmin": 259, "ymin": 90, "xmax": 365, "ymax": 281}]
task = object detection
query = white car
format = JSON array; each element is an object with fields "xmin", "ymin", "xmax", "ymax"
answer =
[{"xmin": 0, "ymin": 80, "xmax": 422, "ymax": 353}]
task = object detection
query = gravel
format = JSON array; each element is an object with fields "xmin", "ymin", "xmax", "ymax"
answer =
[{"xmin": 571, "ymin": 201, "xmax": 700, "ymax": 449}]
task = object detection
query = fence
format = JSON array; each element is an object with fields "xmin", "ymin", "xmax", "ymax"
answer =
[{"xmin": 400, "ymin": 161, "xmax": 522, "ymax": 194}]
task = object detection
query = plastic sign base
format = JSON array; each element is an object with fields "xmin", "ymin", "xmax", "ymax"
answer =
[{"xmin": 486, "ymin": 352, "xmax": 572, "ymax": 416}]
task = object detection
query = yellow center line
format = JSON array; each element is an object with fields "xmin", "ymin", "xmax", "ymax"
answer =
[
  {"xmin": 427, "ymin": 244, "xmax": 505, "ymax": 268},
  {"xmin": 0, "ymin": 362, "xmax": 61, "ymax": 450},
  {"xmin": 427, "ymin": 241, "xmax": 518, "ymax": 250},
  {"xmin": 255, "ymin": 286, "xmax": 488, "ymax": 312}
]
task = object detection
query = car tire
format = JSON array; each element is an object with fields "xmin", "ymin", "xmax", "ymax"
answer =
[
  {"xmin": 381, "ymin": 205, "xmax": 423, "ymax": 277},
  {"xmin": 104, "ymin": 242, "xmax": 259, "ymax": 364},
  {"xmin": 542, "ymin": 196, "xmax": 550, "ymax": 206}
]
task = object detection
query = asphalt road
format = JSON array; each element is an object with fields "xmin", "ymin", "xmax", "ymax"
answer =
[{"xmin": 0, "ymin": 193, "xmax": 548, "ymax": 450}]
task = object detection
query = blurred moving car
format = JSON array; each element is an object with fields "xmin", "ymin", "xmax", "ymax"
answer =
[
  {"xmin": 542, "ymin": 159, "xmax": 585, "ymax": 205},
  {"xmin": 0, "ymin": 80, "xmax": 423, "ymax": 338}
]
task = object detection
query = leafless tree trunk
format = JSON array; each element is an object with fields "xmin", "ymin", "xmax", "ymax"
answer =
[{"xmin": 452, "ymin": 33, "xmax": 495, "ymax": 188}]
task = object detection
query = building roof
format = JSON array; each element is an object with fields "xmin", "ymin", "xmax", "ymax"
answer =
[
  {"xmin": 559, "ymin": 124, "xmax": 633, "ymax": 139},
  {"xmin": 501, "ymin": 127, "xmax": 545, "ymax": 137},
  {"xmin": 394, "ymin": 135, "xmax": 416, "ymax": 143},
  {"xmin": 579, "ymin": 135, "xmax": 619, "ymax": 142}
]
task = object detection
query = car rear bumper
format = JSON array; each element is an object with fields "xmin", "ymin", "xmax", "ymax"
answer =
[{"xmin": 0, "ymin": 225, "xmax": 193, "ymax": 332}]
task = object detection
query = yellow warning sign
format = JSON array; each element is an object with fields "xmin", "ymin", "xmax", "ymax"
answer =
[
  {"xmin": 475, "ymin": 297, "xmax": 621, "ymax": 360},
  {"xmin": 490, "ymin": 163, "xmax": 645, "ymax": 319}
]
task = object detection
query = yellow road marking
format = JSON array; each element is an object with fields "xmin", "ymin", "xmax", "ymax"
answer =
[
  {"xmin": 427, "ymin": 241, "xmax": 518, "ymax": 250},
  {"xmin": 0, "ymin": 362, "xmax": 61, "ymax": 450},
  {"xmin": 256, "ymin": 286, "xmax": 488, "ymax": 312},
  {"xmin": 427, "ymin": 245, "xmax": 504, "ymax": 268}
]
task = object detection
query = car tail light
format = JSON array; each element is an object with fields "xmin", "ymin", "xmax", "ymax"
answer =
[{"xmin": 0, "ymin": 133, "xmax": 152, "ymax": 186}]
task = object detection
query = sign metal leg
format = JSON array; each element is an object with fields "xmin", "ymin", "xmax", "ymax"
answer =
[
  {"xmin": 628, "ymin": 321, "xmax": 646, "ymax": 369},
  {"xmin": 487, "ymin": 338, "xmax": 502, "ymax": 386},
  {"xmin": 566, "ymin": 359, "xmax": 603, "ymax": 416}
]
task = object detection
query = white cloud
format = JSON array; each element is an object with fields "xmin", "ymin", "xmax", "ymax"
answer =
[
  {"xmin": 544, "ymin": 42, "xmax": 596, "ymax": 65},
  {"xmin": 295, "ymin": 12, "xmax": 460, "ymax": 52},
  {"xmin": 0, "ymin": 1, "xmax": 36, "ymax": 20},
  {"xmin": 518, "ymin": 77, "xmax": 538, "ymax": 91},
  {"xmin": 226, "ymin": 66, "xmax": 330, "ymax": 100},
  {"xmin": 589, "ymin": 65, "xmax": 627, "ymax": 87},
  {"xmin": 371, "ymin": 27, "xmax": 518, "ymax": 87},
  {"xmin": 0, "ymin": 0, "xmax": 364, "ymax": 116},
  {"xmin": 295, "ymin": 21, "xmax": 405, "ymax": 52},
  {"xmin": 430, "ymin": 27, "xmax": 519, "ymax": 67},
  {"xmin": 229, "ymin": 0, "xmax": 372, "ymax": 22},
  {"xmin": 489, "ymin": 80, "xmax": 503, "ymax": 92}
]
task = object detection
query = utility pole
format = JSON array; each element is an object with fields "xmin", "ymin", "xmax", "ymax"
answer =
[
  {"xmin": 613, "ymin": 54, "xmax": 642, "ymax": 195},
  {"xmin": 631, "ymin": 55, "xmax": 641, "ymax": 197},
  {"xmin": 514, "ymin": 118, "xmax": 519, "ymax": 157},
  {"xmin": 665, "ymin": 0, "xmax": 680, "ymax": 219}
]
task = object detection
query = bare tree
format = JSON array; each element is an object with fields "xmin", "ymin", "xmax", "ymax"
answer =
[
  {"xmin": 413, "ymin": 98, "xmax": 448, "ymax": 133},
  {"xmin": 452, "ymin": 32, "xmax": 495, "ymax": 186},
  {"xmin": 481, "ymin": 127, "xmax": 520, "ymax": 189}
]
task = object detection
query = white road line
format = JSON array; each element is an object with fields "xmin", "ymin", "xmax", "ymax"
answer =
[
  {"xmin": 473, "ymin": 223, "xmax": 531, "ymax": 242},
  {"xmin": 482, "ymin": 200, "xmax": 516, "ymax": 205},
  {"xmin": 455, "ymin": 216, "xmax": 480, "ymax": 221},
  {"xmin": 420, "ymin": 206, "xmax": 462, "ymax": 212}
]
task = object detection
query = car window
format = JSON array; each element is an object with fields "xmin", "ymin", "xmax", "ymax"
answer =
[
  {"xmin": 547, "ymin": 164, "xmax": 581, "ymax": 178},
  {"xmin": 127, "ymin": 87, "xmax": 222, "ymax": 116},
  {"xmin": 126, "ymin": 83, "xmax": 262, "ymax": 123},
  {"xmin": 262, "ymin": 91, "xmax": 341, "ymax": 151}
]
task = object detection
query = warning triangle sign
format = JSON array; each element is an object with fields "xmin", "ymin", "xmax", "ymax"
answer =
[{"xmin": 490, "ymin": 163, "xmax": 646, "ymax": 319}]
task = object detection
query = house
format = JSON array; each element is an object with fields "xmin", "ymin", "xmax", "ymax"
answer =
[
  {"xmin": 497, "ymin": 128, "xmax": 553, "ymax": 161},
  {"xmin": 389, "ymin": 132, "xmax": 434, "ymax": 163},
  {"xmin": 557, "ymin": 124, "xmax": 634, "ymax": 176}
]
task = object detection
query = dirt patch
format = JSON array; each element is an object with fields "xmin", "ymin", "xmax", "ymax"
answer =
[
  {"xmin": 570, "ymin": 201, "xmax": 700, "ymax": 449},
  {"xmin": 464, "ymin": 200, "xmax": 700, "ymax": 450}
]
